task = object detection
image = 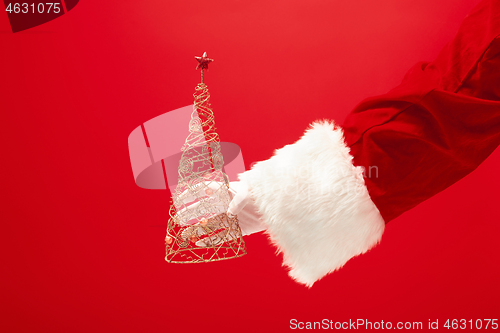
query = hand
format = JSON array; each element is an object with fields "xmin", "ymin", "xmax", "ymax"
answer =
[
  {"xmin": 227, "ymin": 180, "xmax": 266, "ymax": 236},
  {"xmin": 177, "ymin": 179, "xmax": 266, "ymax": 247}
]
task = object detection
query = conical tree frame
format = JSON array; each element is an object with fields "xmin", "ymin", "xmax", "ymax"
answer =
[{"xmin": 165, "ymin": 82, "xmax": 247, "ymax": 263}]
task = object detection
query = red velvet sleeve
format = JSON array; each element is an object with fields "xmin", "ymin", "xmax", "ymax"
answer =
[{"xmin": 343, "ymin": 0, "xmax": 500, "ymax": 222}]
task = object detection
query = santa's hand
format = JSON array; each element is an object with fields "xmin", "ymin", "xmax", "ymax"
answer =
[
  {"xmin": 179, "ymin": 180, "xmax": 266, "ymax": 246},
  {"xmin": 226, "ymin": 180, "xmax": 266, "ymax": 236}
]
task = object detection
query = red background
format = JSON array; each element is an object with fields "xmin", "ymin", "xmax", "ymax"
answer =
[{"xmin": 1, "ymin": 0, "xmax": 499, "ymax": 331}]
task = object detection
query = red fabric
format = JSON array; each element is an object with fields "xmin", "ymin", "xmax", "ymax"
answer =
[{"xmin": 343, "ymin": 0, "xmax": 500, "ymax": 223}]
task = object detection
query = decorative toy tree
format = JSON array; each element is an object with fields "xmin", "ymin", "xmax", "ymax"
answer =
[{"xmin": 165, "ymin": 53, "xmax": 247, "ymax": 263}]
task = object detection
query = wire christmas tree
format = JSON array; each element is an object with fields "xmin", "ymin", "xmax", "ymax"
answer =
[{"xmin": 165, "ymin": 52, "xmax": 247, "ymax": 263}]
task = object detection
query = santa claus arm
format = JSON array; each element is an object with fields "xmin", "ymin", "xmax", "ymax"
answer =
[
  {"xmin": 239, "ymin": 122, "xmax": 385, "ymax": 287},
  {"xmin": 236, "ymin": 0, "xmax": 500, "ymax": 287}
]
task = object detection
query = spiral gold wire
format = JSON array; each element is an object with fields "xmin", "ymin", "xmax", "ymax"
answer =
[{"xmin": 165, "ymin": 81, "xmax": 246, "ymax": 263}]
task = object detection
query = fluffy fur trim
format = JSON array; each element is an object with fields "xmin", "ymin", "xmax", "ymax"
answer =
[{"xmin": 239, "ymin": 121, "xmax": 385, "ymax": 287}]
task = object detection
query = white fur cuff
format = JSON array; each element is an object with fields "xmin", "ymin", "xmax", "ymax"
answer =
[{"xmin": 239, "ymin": 121, "xmax": 385, "ymax": 287}]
